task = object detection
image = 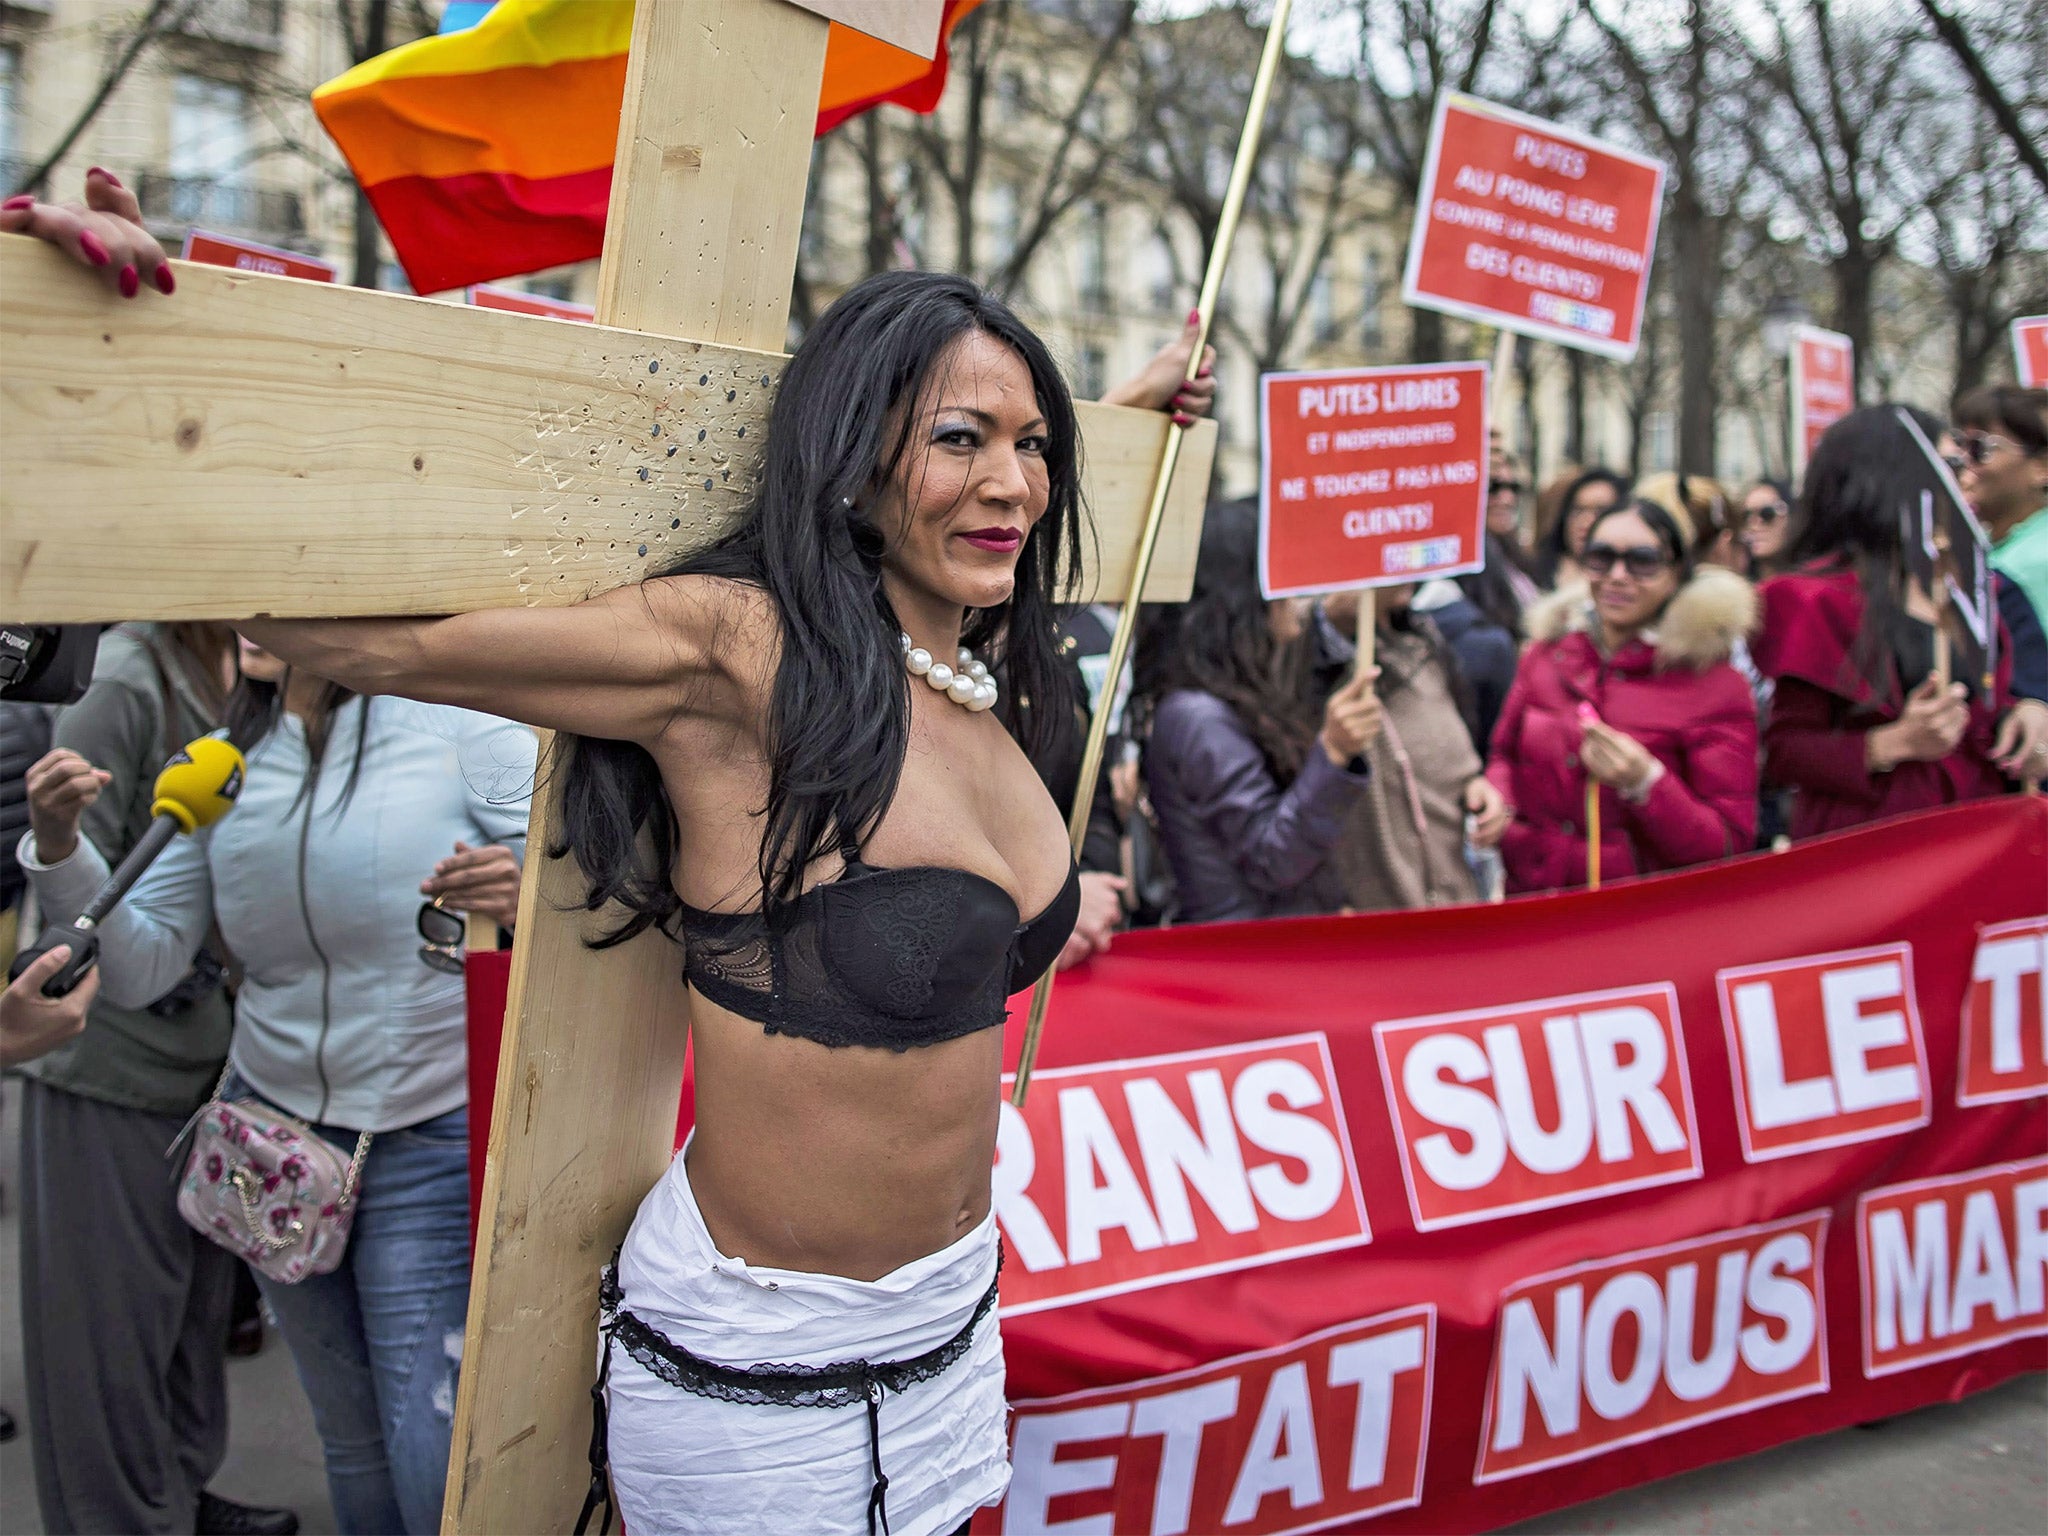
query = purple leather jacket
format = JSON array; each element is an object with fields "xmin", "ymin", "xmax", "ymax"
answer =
[{"xmin": 1143, "ymin": 689, "xmax": 1370, "ymax": 925}]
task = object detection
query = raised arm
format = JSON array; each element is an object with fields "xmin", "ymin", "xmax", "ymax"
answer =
[{"xmin": 238, "ymin": 574, "xmax": 764, "ymax": 746}]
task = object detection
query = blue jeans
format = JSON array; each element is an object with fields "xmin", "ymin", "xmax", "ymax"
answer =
[{"xmin": 226, "ymin": 1075, "xmax": 471, "ymax": 1535}]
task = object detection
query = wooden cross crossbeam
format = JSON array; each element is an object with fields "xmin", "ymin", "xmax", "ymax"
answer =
[
  {"xmin": 0, "ymin": 2, "xmax": 1215, "ymax": 1531},
  {"xmin": 0, "ymin": 240, "xmax": 1213, "ymax": 620}
]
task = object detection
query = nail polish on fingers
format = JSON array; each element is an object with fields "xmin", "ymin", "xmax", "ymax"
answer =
[
  {"xmin": 1, "ymin": 194, "xmax": 33, "ymax": 211},
  {"xmin": 78, "ymin": 230, "xmax": 111, "ymax": 266},
  {"xmin": 118, "ymin": 264, "xmax": 140, "ymax": 298},
  {"xmin": 86, "ymin": 166, "xmax": 123, "ymax": 189},
  {"xmin": 1187, "ymin": 308, "xmax": 1201, "ymax": 324},
  {"xmin": 154, "ymin": 264, "xmax": 176, "ymax": 295},
  {"xmin": 1173, "ymin": 411, "xmax": 1194, "ymax": 427}
]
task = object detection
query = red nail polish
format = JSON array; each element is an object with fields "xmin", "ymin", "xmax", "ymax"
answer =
[
  {"xmin": 154, "ymin": 264, "xmax": 176, "ymax": 295},
  {"xmin": 118, "ymin": 264, "xmax": 139, "ymax": 298},
  {"xmin": 78, "ymin": 230, "xmax": 110, "ymax": 266},
  {"xmin": 87, "ymin": 166, "xmax": 123, "ymax": 189},
  {"xmin": 1187, "ymin": 308, "xmax": 1201, "ymax": 324},
  {"xmin": 1, "ymin": 194, "xmax": 32, "ymax": 211}
]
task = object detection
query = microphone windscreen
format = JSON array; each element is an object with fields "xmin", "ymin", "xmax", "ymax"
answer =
[{"xmin": 151, "ymin": 737, "xmax": 247, "ymax": 833}]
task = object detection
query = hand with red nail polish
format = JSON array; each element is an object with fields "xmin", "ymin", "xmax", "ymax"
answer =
[
  {"xmin": 3, "ymin": 168, "xmax": 172, "ymax": 297},
  {"xmin": 1099, "ymin": 307, "xmax": 1219, "ymax": 418}
]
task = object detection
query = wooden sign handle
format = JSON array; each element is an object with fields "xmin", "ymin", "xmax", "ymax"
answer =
[{"xmin": 1585, "ymin": 781, "xmax": 1602, "ymax": 892}]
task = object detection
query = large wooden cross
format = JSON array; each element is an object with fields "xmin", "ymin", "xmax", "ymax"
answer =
[{"xmin": 0, "ymin": 1, "xmax": 1215, "ymax": 1528}]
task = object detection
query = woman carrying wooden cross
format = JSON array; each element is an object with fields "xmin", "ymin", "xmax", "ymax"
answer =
[{"xmin": 2, "ymin": 172, "xmax": 1212, "ymax": 1536}]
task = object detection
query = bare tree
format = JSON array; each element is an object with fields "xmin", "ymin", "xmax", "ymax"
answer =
[
  {"xmin": 9, "ymin": 0, "xmax": 197, "ymax": 198},
  {"xmin": 1731, "ymin": 0, "xmax": 1928, "ymax": 395},
  {"xmin": 1584, "ymin": 0, "xmax": 1747, "ymax": 477},
  {"xmin": 1914, "ymin": 0, "xmax": 2048, "ymax": 199}
]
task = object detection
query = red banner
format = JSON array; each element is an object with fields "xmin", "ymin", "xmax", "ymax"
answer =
[
  {"xmin": 1400, "ymin": 94, "xmax": 1665, "ymax": 362},
  {"xmin": 1258, "ymin": 363, "xmax": 1489, "ymax": 597},
  {"xmin": 464, "ymin": 802, "xmax": 2045, "ymax": 1532},
  {"xmin": 976, "ymin": 799, "xmax": 2045, "ymax": 1533}
]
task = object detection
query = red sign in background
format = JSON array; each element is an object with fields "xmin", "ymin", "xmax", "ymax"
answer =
[
  {"xmin": 2014, "ymin": 317, "xmax": 2048, "ymax": 388},
  {"xmin": 1401, "ymin": 94, "xmax": 1665, "ymax": 361},
  {"xmin": 1791, "ymin": 325, "xmax": 1855, "ymax": 476},
  {"xmin": 1259, "ymin": 363, "xmax": 1489, "ymax": 597},
  {"xmin": 180, "ymin": 229, "xmax": 338, "ymax": 282},
  {"xmin": 470, "ymin": 283, "xmax": 597, "ymax": 322},
  {"xmin": 467, "ymin": 800, "xmax": 2046, "ymax": 1534}
]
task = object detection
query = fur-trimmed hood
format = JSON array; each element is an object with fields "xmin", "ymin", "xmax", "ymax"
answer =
[{"xmin": 1524, "ymin": 565, "xmax": 1758, "ymax": 671}]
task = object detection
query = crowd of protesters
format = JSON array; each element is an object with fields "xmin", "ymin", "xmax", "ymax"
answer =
[{"xmin": 2, "ymin": 284, "xmax": 2045, "ymax": 1536}]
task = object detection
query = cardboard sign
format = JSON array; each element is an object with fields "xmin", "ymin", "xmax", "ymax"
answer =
[
  {"xmin": 1259, "ymin": 361, "xmax": 1489, "ymax": 597},
  {"xmin": 1401, "ymin": 94, "xmax": 1665, "ymax": 362},
  {"xmin": 1896, "ymin": 407, "xmax": 1998, "ymax": 698},
  {"xmin": 180, "ymin": 230, "xmax": 337, "ymax": 282},
  {"xmin": 1789, "ymin": 325, "xmax": 1855, "ymax": 478},
  {"xmin": 2014, "ymin": 316, "xmax": 2048, "ymax": 388},
  {"xmin": 469, "ymin": 283, "xmax": 596, "ymax": 321}
]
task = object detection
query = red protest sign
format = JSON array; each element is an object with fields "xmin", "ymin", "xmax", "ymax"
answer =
[
  {"xmin": 1789, "ymin": 325, "xmax": 1855, "ymax": 479},
  {"xmin": 180, "ymin": 230, "xmax": 337, "ymax": 282},
  {"xmin": 1259, "ymin": 362, "xmax": 1489, "ymax": 598},
  {"xmin": 1402, "ymin": 94, "xmax": 1665, "ymax": 362},
  {"xmin": 2014, "ymin": 316, "xmax": 2048, "ymax": 387},
  {"xmin": 470, "ymin": 283, "xmax": 595, "ymax": 322}
]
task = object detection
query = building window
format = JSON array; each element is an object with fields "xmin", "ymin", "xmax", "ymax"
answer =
[
  {"xmin": 1360, "ymin": 249, "xmax": 1384, "ymax": 351},
  {"xmin": 1078, "ymin": 202, "xmax": 1109, "ymax": 312},
  {"xmin": 1077, "ymin": 343, "xmax": 1107, "ymax": 401},
  {"xmin": 0, "ymin": 46, "xmax": 20, "ymax": 178},
  {"xmin": 1147, "ymin": 230, "xmax": 1177, "ymax": 313},
  {"xmin": 170, "ymin": 75, "xmax": 248, "ymax": 183},
  {"xmin": 1310, "ymin": 269, "xmax": 1335, "ymax": 345},
  {"xmin": 1646, "ymin": 410, "xmax": 1676, "ymax": 471},
  {"xmin": 985, "ymin": 180, "xmax": 1018, "ymax": 268}
]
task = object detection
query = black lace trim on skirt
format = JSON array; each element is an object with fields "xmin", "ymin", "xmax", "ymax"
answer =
[{"xmin": 576, "ymin": 1244, "xmax": 1002, "ymax": 1536}]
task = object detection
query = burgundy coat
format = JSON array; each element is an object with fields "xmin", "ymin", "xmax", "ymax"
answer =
[
  {"xmin": 1753, "ymin": 567, "xmax": 2013, "ymax": 839},
  {"xmin": 1485, "ymin": 569, "xmax": 1760, "ymax": 893}
]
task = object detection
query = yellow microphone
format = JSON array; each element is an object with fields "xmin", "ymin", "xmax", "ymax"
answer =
[{"xmin": 9, "ymin": 734, "xmax": 247, "ymax": 996}]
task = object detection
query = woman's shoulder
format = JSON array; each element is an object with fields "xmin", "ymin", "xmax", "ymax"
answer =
[
  {"xmin": 1754, "ymin": 563, "xmax": 1861, "ymax": 678},
  {"xmin": 1655, "ymin": 565, "xmax": 1757, "ymax": 672}
]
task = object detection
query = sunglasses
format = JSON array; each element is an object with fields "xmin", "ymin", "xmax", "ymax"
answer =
[
  {"xmin": 1955, "ymin": 429, "xmax": 2021, "ymax": 467},
  {"xmin": 417, "ymin": 897, "xmax": 466, "ymax": 976},
  {"xmin": 1489, "ymin": 480, "xmax": 1526, "ymax": 497},
  {"xmin": 1582, "ymin": 543, "xmax": 1673, "ymax": 580},
  {"xmin": 1747, "ymin": 501, "xmax": 1788, "ymax": 526}
]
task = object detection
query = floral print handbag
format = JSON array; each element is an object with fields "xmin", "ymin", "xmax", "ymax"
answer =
[{"xmin": 171, "ymin": 1079, "xmax": 372, "ymax": 1285}]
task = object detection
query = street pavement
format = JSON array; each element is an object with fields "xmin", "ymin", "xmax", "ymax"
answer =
[{"xmin": 2, "ymin": 1079, "xmax": 2040, "ymax": 1534}]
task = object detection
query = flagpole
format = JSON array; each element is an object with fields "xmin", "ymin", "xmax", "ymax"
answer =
[{"xmin": 1010, "ymin": 0, "xmax": 1295, "ymax": 1108}]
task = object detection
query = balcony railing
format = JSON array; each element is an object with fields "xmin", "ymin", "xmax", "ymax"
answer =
[
  {"xmin": 173, "ymin": 0, "xmax": 283, "ymax": 50},
  {"xmin": 136, "ymin": 172, "xmax": 303, "ymax": 238}
]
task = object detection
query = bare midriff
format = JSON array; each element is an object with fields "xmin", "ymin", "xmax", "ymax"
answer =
[{"xmin": 681, "ymin": 989, "xmax": 1003, "ymax": 1282}]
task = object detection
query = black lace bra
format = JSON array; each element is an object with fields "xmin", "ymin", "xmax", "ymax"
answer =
[{"xmin": 675, "ymin": 852, "xmax": 1082, "ymax": 1051}]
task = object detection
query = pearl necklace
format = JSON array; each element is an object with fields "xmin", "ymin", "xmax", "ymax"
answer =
[{"xmin": 901, "ymin": 632, "xmax": 999, "ymax": 712}]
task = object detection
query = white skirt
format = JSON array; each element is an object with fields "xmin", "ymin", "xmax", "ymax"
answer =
[{"xmin": 604, "ymin": 1140, "xmax": 1010, "ymax": 1536}]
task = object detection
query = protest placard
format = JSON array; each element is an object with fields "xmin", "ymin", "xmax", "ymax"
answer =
[
  {"xmin": 2014, "ymin": 316, "xmax": 2048, "ymax": 387},
  {"xmin": 1260, "ymin": 361, "xmax": 1489, "ymax": 598},
  {"xmin": 1790, "ymin": 325, "xmax": 1855, "ymax": 480},
  {"xmin": 469, "ymin": 283, "xmax": 596, "ymax": 321},
  {"xmin": 1401, "ymin": 94, "xmax": 1665, "ymax": 362},
  {"xmin": 180, "ymin": 231, "xmax": 338, "ymax": 282},
  {"xmin": 1896, "ymin": 407, "xmax": 1997, "ymax": 699}
]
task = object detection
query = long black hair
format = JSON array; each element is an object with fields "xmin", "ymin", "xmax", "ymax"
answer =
[
  {"xmin": 1783, "ymin": 403, "xmax": 1944, "ymax": 697},
  {"xmin": 1131, "ymin": 498, "xmax": 1321, "ymax": 782},
  {"xmin": 557, "ymin": 270, "xmax": 1085, "ymax": 943},
  {"xmin": 223, "ymin": 670, "xmax": 373, "ymax": 815},
  {"xmin": 1536, "ymin": 468, "xmax": 1630, "ymax": 586}
]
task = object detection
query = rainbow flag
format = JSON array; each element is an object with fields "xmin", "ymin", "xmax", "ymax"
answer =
[{"xmin": 314, "ymin": 0, "xmax": 981, "ymax": 296}]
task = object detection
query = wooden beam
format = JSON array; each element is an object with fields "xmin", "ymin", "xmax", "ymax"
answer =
[{"xmin": 0, "ymin": 236, "xmax": 1213, "ymax": 620}]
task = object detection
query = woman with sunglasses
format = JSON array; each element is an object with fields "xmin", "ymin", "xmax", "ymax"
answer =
[
  {"xmin": 1483, "ymin": 498, "xmax": 1760, "ymax": 892},
  {"xmin": 1753, "ymin": 405, "xmax": 2046, "ymax": 838},
  {"xmin": 21, "ymin": 637, "xmax": 534, "ymax": 1534},
  {"xmin": 1742, "ymin": 479, "xmax": 1794, "ymax": 576}
]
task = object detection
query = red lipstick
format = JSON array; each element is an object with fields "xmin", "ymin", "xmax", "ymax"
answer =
[{"xmin": 959, "ymin": 527, "xmax": 1023, "ymax": 553}]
